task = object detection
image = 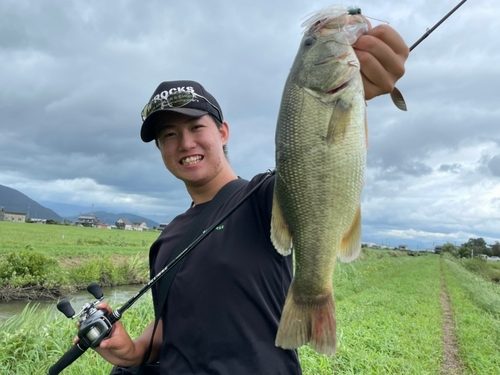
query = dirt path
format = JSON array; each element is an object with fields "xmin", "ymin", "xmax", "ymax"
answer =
[{"xmin": 440, "ymin": 273, "xmax": 465, "ymax": 375}]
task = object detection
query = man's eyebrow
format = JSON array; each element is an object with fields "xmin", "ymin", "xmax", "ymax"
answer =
[{"xmin": 157, "ymin": 124, "xmax": 176, "ymax": 134}]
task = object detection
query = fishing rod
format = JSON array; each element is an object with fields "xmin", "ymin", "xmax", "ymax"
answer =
[
  {"xmin": 47, "ymin": 169, "xmax": 275, "ymax": 374},
  {"xmin": 410, "ymin": 0, "xmax": 469, "ymax": 52}
]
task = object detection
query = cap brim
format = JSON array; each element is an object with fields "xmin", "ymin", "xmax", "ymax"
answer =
[{"xmin": 140, "ymin": 108, "xmax": 209, "ymax": 142}]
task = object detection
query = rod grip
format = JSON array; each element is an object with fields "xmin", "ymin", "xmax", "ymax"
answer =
[{"xmin": 47, "ymin": 343, "xmax": 88, "ymax": 375}]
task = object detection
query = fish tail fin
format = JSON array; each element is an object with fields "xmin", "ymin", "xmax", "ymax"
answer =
[
  {"xmin": 275, "ymin": 286, "xmax": 337, "ymax": 355},
  {"xmin": 271, "ymin": 188, "xmax": 293, "ymax": 255}
]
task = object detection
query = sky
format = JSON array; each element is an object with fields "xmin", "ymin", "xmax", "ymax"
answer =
[{"xmin": 1, "ymin": 0, "xmax": 498, "ymax": 250}]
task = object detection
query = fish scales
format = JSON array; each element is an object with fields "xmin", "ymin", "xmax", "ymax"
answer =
[{"xmin": 271, "ymin": 5, "xmax": 367, "ymax": 356}]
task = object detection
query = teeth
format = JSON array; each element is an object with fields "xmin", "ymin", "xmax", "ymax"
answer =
[{"xmin": 181, "ymin": 156, "xmax": 202, "ymax": 165}]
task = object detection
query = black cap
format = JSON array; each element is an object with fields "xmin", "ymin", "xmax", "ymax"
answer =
[{"xmin": 140, "ymin": 80, "xmax": 224, "ymax": 143}]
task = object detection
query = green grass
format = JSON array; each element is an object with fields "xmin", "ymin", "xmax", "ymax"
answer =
[
  {"xmin": 441, "ymin": 255, "xmax": 500, "ymax": 374},
  {"xmin": 0, "ymin": 295, "xmax": 155, "ymax": 375},
  {"xmin": 300, "ymin": 254, "xmax": 443, "ymax": 374},
  {"xmin": 1, "ymin": 222, "xmax": 500, "ymax": 374},
  {"xmin": 0, "ymin": 222, "xmax": 156, "ymax": 297},
  {"xmin": 0, "ymin": 221, "xmax": 159, "ymax": 257}
]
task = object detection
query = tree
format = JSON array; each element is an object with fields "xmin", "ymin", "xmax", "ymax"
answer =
[
  {"xmin": 458, "ymin": 244, "xmax": 472, "ymax": 258},
  {"xmin": 441, "ymin": 242, "xmax": 459, "ymax": 257},
  {"xmin": 462, "ymin": 237, "xmax": 489, "ymax": 257},
  {"xmin": 491, "ymin": 241, "xmax": 500, "ymax": 257}
]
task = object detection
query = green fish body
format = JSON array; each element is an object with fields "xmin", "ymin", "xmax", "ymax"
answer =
[{"xmin": 272, "ymin": 6, "xmax": 367, "ymax": 355}]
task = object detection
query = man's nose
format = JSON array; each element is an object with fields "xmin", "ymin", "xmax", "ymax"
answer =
[{"xmin": 179, "ymin": 132, "xmax": 196, "ymax": 150}]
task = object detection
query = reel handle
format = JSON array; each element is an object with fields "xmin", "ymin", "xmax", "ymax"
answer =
[
  {"xmin": 87, "ymin": 282, "xmax": 104, "ymax": 299},
  {"xmin": 56, "ymin": 299, "xmax": 75, "ymax": 318}
]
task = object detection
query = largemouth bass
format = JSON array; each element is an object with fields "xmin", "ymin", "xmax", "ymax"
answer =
[{"xmin": 271, "ymin": 6, "xmax": 368, "ymax": 355}]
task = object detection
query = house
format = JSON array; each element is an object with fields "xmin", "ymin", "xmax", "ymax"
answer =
[
  {"xmin": 76, "ymin": 215, "xmax": 99, "ymax": 227},
  {"xmin": 434, "ymin": 245, "xmax": 443, "ymax": 254},
  {"xmin": 30, "ymin": 218, "xmax": 47, "ymax": 224},
  {"xmin": 95, "ymin": 223, "xmax": 111, "ymax": 229},
  {"xmin": 132, "ymin": 222, "xmax": 148, "ymax": 231},
  {"xmin": 116, "ymin": 217, "xmax": 133, "ymax": 230},
  {"xmin": 0, "ymin": 206, "xmax": 26, "ymax": 223},
  {"xmin": 398, "ymin": 245, "xmax": 408, "ymax": 250},
  {"xmin": 158, "ymin": 222, "xmax": 169, "ymax": 231}
]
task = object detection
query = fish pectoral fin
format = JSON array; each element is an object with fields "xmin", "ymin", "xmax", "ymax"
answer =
[
  {"xmin": 326, "ymin": 99, "xmax": 352, "ymax": 145},
  {"xmin": 271, "ymin": 189, "xmax": 293, "ymax": 256},
  {"xmin": 390, "ymin": 87, "xmax": 407, "ymax": 111},
  {"xmin": 338, "ymin": 204, "xmax": 362, "ymax": 263}
]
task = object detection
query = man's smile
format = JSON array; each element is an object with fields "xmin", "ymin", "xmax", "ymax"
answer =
[{"xmin": 181, "ymin": 155, "xmax": 203, "ymax": 165}]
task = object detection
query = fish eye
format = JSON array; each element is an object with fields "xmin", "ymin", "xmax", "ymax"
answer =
[{"xmin": 304, "ymin": 37, "xmax": 316, "ymax": 46}]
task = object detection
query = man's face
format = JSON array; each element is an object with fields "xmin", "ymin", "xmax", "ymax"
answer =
[{"xmin": 156, "ymin": 113, "xmax": 229, "ymax": 186}]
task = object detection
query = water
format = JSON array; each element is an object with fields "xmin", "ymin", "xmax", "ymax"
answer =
[{"xmin": 0, "ymin": 284, "xmax": 146, "ymax": 321}]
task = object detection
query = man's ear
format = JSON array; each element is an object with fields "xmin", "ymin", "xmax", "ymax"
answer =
[{"xmin": 220, "ymin": 121, "xmax": 230, "ymax": 144}]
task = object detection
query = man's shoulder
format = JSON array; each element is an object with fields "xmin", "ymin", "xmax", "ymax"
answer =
[{"xmin": 246, "ymin": 171, "xmax": 276, "ymax": 189}]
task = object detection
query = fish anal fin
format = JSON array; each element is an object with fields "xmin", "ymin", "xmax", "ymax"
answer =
[
  {"xmin": 339, "ymin": 204, "xmax": 362, "ymax": 263},
  {"xmin": 326, "ymin": 99, "xmax": 352, "ymax": 145},
  {"xmin": 390, "ymin": 87, "xmax": 407, "ymax": 111},
  {"xmin": 275, "ymin": 287, "xmax": 337, "ymax": 356},
  {"xmin": 271, "ymin": 189, "xmax": 293, "ymax": 256}
]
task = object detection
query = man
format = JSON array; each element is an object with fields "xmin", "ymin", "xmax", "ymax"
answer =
[{"xmin": 94, "ymin": 24, "xmax": 408, "ymax": 374}]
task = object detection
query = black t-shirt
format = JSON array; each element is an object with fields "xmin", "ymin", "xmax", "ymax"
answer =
[{"xmin": 149, "ymin": 173, "xmax": 301, "ymax": 375}]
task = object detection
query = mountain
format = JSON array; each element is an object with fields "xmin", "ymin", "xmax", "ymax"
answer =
[
  {"xmin": 37, "ymin": 201, "xmax": 95, "ymax": 218},
  {"xmin": 39, "ymin": 201, "xmax": 169, "ymax": 225},
  {"xmin": 0, "ymin": 185, "xmax": 160, "ymax": 228},
  {"xmin": 65, "ymin": 211, "xmax": 160, "ymax": 229},
  {"xmin": 0, "ymin": 184, "xmax": 63, "ymax": 221}
]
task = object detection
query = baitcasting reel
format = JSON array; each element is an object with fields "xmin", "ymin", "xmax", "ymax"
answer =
[{"xmin": 56, "ymin": 282, "xmax": 117, "ymax": 349}]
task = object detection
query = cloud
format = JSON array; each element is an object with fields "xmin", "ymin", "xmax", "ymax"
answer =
[{"xmin": 1, "ymin": 0, "xmax": 499, "ymax": 249}]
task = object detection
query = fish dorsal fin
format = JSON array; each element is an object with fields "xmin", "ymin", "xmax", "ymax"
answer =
[
  {"xmin": 326, "ymin": 98, "xmax": 352, "ymax": 145},
  {"xmin": 339, "ymin": 204, "xmax": 362, "ymax": 262},
  {"xmin": 271, "ymin": 188, "xmax": 293, "ymax": 256}
]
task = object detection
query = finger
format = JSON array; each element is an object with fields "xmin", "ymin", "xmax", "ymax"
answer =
[
  {"xmin": 356, "ymin": 49, "xmax": 394, "ymax": 98},
  {"xmin": 361, "ymin": 75, "xmax": 382, "ymax": 101},
  {"xmin": 365, "ymin": 24, "xmax": 409, "ymax": 58},
  {"xmin": 355, "ymin": 34, "xmax": 405, "ymax": 81},
  {"xmin": 97, "ymin": 302, "xmax": 113, "ymax": 314}
]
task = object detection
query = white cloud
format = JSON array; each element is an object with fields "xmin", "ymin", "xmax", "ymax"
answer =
[{"xmin": 0, "ymin": 0, "xmax": 499, "ymax": 248}]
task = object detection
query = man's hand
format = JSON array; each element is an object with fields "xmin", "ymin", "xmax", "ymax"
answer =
[{"xmin": 354, "ymin": 24, "xmax": 409, "ymax": 100}]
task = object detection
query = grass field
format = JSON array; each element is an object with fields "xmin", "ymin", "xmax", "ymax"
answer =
[
  {"xmin": 0, "ymin": 221, "xmax": 158, "ymax": 297},
  {"xmin": 0, "ymin": 221, "xmax": 159, "ymax": 257},
  {"xmin": 1, "ymin": 222, "xmax": 500, "ymax": 374}
]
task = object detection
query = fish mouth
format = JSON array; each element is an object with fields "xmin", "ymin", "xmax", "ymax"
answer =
[
  {"xmin": 327, "ymin": 81, "xmax": 350, "ymax": 94},
  {"xmin": 314, "ymin": 52, "xmax": 349, "ymax": 66}
]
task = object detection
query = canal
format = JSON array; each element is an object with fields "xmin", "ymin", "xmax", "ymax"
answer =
[{"xmin": 0, "ymin": 284, "xmax": 146, "ymax": 321}]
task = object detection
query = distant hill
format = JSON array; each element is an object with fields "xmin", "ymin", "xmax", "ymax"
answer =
[
  {"xmin": 65, "ymin": 211, "xmax": 160, "ymax": 229},
  {"xmin": 0, "ymin": 185, "xmax": 160, "ymax": 228},
  {"xmin": 0, "ymin": 184, "xmax": 63, "ymax": 221}
]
